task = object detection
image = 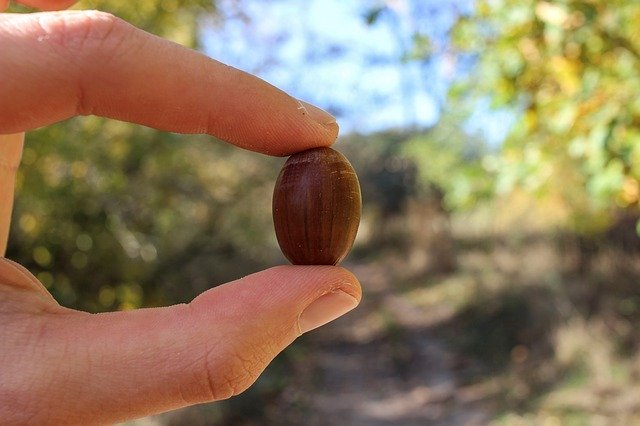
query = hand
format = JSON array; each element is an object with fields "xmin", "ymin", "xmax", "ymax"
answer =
[{"xmin": 0, "ymin": 2, "xmax": 361, "ymax": 424}]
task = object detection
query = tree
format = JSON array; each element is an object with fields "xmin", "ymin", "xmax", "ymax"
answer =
[{"xmin": 451, "ymin": 0, "xmax": 640, "ymax": 233}]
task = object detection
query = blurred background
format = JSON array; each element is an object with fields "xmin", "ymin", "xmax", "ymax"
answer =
[{"xmin": 7, "ymin": 0, "xmax": 640, "ymax": 424}]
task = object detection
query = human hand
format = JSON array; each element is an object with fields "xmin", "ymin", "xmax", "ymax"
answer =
[{"xmin": 0, "ymin": 2, "xmax": 361, "ymax": 424}]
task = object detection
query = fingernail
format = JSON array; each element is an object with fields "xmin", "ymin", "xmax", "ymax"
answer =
[
  {"xmin": 298, "ymin": 291, "xmax": 358, "ymax": 334},
  {"xmin": 298, "ymin": 100, "xmax": 337, "ymax": 128}
]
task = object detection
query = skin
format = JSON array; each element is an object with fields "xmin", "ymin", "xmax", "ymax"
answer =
[{"xmin": 0, "ymin": 2, "xmax": 361, "ymax": 424}]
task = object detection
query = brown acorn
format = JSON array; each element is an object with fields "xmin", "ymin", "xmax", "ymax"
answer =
[{"xmin": 272, "ymin": 147, "xmax": 361, "ymax": 265}]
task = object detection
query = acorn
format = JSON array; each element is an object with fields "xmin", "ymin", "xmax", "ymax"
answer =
[{"xmin": 272, "ymin": 147, "xmax": 361, "ymax": 265}]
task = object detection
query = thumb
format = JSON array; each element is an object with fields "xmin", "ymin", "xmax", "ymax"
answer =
[{"xmin": 4, "ymin": 264, "xmax": 361, "ymax": 424}]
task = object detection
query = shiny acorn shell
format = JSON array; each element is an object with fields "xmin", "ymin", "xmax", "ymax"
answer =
[{"xmin": 272, "ymin": 147, "xmax": 361, "ymax": 265}]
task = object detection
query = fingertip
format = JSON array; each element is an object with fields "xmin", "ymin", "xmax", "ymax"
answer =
[
  {"xmin": 297, "ymin": 100, "xmax": 340, "ymax": 143},
  {"xmin": 273, "ymin": 265, "xmax": 362, "ymax": 336},
  {"xmin": 206, "ymin": 265, "xmax": 361, "ymax": 336},
  {"xmin": 311, "ymin": 119, "xmax": 340, "ymax": 152},
  {"xmin": 190, "ymin": 265, "xmax": 362, "ymax": 323},
  {"xmin": 334, "ymin": 265, "xmax": 362, "ymax": 302},
  {"xmin": 285, "ymin": 100, "xmax": 340, "ymax": 155},
  {"xmin": 297, "ymin": 289, "xmax": 358, "ymax": 334},
  {"xmin": 310, "ymin": 265, "xmax": 362, "ymax": 303},
  {"xmin": 260, "ymin": 264, "xmax": 361, "ymax": 302},
  {"xmin": 231, "ymin": 94, "xmax": 340, "ymax": 156},
  {"xmin": 324, "ymin": 120, "xmax": 340, "ymax": 142}
]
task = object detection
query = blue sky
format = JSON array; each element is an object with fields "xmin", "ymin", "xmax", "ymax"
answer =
[{"xmin": 202, "ymin": 0, "xmax": 512, "ymax": 142}]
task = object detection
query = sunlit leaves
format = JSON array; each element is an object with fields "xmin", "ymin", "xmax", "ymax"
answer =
[
  {"xmin": 402, "ymin": 114, "xmax": 492, "ymax": 210},
  {"xmin": 452, "ymin": 0, "xmax": 640, "ymax": 232}
]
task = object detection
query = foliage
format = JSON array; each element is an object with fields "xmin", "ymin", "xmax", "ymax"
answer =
[
  {"xmin": 341, "ymin": 131, "xmax": 418, "ymax": 219},
  {"xmin": 338, "ymin": 111, "xmax": 491, "ymax": 217},
  {"xmin": 11, "ymin": 125, "xmax": 281, "ymax": 311},
  {"xmin": 452, "ymin": 0, "xmax": 640, "ymax": 232},
  {"xmin": 402, "ymin": 113, "xmax": 492, "ymax": 210}
]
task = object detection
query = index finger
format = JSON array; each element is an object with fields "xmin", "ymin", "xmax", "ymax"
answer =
[{"xmin": 0, "ymin": 11, "xmax": 338, "ymax": 156}]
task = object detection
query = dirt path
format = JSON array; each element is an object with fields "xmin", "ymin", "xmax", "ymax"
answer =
[
  {"xmin": 126, "ymin": 233, "xmax": 635, "ymax": 425},
  {"xmin": 266, "ymin": 258, "xmax": 493, "ymax": 425}
]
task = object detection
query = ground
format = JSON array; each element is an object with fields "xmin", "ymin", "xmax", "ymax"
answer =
[{"xmin": 131, "ymin": 229, "xmax": 640, "ymax": 426}]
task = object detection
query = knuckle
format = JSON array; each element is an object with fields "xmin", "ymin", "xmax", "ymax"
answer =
[
  {"xmin": 208, "ymin": 350, "xmax": 262, "ymax": 401},
  {"xmin": 194, "ymin": 343, "xmax": 271, "ymax": 403},
  {"xmin": 35, "ymin": 10, "xmax": 130, "ymax": 55}
]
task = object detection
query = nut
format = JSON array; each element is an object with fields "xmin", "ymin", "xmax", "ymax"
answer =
[{"xmin": 272, "ymin": 147, "xmax": 361, "ymax": 265}]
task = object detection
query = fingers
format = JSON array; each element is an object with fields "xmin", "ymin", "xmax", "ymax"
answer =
[
  {"xmin": 0, "ymin": 133, "xmax": 24, "ymax": 256},
  {"xmin": 0, "ymin": 11, "xmax": 338, "ymax": 155},
  {"xmin": 3, "ymin": 265, "xmax": 361, "ymax": 424}
]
